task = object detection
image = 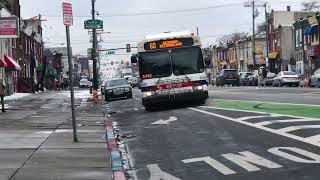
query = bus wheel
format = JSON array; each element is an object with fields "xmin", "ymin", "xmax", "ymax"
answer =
[{"xmin": 144, "ymin": 106, "xmax": 153, "ymax": 112}]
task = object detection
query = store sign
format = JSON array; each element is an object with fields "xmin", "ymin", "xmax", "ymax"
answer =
[{"xmin": 0, "ymin": 17, "xmax": 19, "ymax": 38}]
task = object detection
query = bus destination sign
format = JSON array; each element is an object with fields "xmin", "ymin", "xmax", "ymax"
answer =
[{"xmin": 144, "ymin": 38, "xmax": 194, "ymax": 50}]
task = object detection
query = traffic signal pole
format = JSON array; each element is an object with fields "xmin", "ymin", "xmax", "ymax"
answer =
[{"xmin": 91, "ymin": 0, "xmax": 98, "ymax": 103}]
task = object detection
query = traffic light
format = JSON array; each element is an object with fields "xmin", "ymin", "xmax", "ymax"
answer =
[{"xmin": 126, "ymin": 44, "xmax": 131, "ymax": 53}]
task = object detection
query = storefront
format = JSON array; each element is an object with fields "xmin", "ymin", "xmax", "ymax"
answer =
[
  {"xmin": 4, "ymin": 55, "xmax": 21, "ymax": 95},
  {"xmin": 268, "ymin": 51, "xmax": 280, "ymax": 73}
]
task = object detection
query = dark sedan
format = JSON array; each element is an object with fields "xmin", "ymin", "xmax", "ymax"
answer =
[{"xmin": 104, "ymin": 79, "xmax": 132, "ymax": 101}]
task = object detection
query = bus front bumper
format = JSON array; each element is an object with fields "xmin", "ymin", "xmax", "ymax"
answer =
[{"xmin": 142, "ymin": 91, "xmax": 208, "ymax": 106}]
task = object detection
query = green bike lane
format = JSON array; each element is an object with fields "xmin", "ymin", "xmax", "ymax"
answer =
[{"xmin": 207, "ymin": 99, "xmax": 320, "ymax": 119}]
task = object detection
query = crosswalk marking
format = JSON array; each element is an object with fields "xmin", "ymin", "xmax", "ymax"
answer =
[
  {"xmin": 305, "ymin": 134, "xmax": 320, "ymax": 144},
  {"xmin": 255, "ymin": 119, "xmax": 320, "ymax": 126},
  {"xmin": 237, "ymin": 115, "xmax": 271, "ymax": 121},
  {"xmin": 277, "ymin": 125, "xmax": 320, "ymax": 133},
  {"xmin": 189, "ymin": 108, "xmax": 320, "ymax": 147}
]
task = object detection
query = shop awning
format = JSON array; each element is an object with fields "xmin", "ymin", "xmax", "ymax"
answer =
[
  {"xmin": 0, "ymin": 58, "xmax": 7, "ymax": 67},
  {"xmin": 268, "ymin": 52, "xmax": 279, "ymax": 59},
  {"xmin": 4, "ymin": 55, "xmax": 21, "ymax": 71}
]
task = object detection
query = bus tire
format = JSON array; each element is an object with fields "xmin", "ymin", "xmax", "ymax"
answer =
[{"xmin": 144, "ymin": 105, "xmax": 153, "ymax": 112}]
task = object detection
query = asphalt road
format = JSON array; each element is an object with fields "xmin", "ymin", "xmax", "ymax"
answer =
[{"xmin": 108, "ymin": 87, "xmax": 320, "ymax": 180}]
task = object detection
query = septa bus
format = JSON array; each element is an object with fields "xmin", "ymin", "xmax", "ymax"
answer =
[{"xmin": 131, "ymin": 31, "xmax": 209, "ymax": 110}]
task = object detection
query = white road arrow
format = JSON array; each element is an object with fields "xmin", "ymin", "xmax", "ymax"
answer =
[
  {"xmin": 148, "ymin": 164, "xmax": 182, "ymax": 180},
  {"xmin": 151, "ymin": 116, "xmax": 178, "ymax": 125}
]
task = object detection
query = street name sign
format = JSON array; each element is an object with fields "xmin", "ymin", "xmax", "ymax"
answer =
[{"xmin": 84, "ymin": 19, "xmax": 103, "ymax": 29}]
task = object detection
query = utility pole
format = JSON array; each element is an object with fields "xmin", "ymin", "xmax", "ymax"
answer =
[
  {"xmin": 91, "ymin": 0, "xmax": 98, "ymax": 103},
  {"xmin": 252, "ymin": 0, "xmax": 256, "ymax": 69},
  {"xmin": 265, "ymin": 3, "xmax": 269, "ymax": 69}
]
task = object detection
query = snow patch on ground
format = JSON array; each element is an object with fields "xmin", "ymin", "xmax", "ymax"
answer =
[
  {"xmin": 4, "ymin": 93, "xmax": 32, "ymax": 101},
  {"xmin": 58, "ymin": 90, "xmax": 91, "ymax": 99}
]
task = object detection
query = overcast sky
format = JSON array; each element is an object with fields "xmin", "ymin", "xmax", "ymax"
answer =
[{"xmin": 20, "ymin": 0, "xmax": 307, "ymax": 62}]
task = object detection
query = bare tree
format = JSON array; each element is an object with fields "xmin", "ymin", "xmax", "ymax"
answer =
[
  {"xmin": 301, "ymin": 0, "xmax": 320, "ymax": 11},
  {"xmin": 257, "ymin": 21, "xmax": 266, "ymax": 34},
  {"xmin": 217, "ymin": 32, "xmax": 248, "ymax": 46}
]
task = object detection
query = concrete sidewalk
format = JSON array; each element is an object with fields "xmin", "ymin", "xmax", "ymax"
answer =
[{"xmin": 0, "ymin": 91, "xmax": 112, "ymax": 180}]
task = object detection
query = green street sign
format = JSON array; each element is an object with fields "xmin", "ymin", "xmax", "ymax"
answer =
[
  {"xmin": 84, "ymin": 19, "xmax": 103, "ymax": 29},
  {"xmin": 107, "ymin": 51, "xmax": 115, "ymax": 55}
]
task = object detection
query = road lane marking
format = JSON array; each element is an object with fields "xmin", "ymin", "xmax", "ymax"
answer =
[
  {"xmin": 133, "ymin": 108, "xmax": 139, "ymax": 111},
  {"xmin": 237, "ymin": 115, "xmax": 272, "ymax": 121},
  {"xmin": 268, "ymin": 147, "xmax": 320, "ymax": 163},
  {"xmin": 147, "ymin": 164, "xmax": 181, "ymax": 180},
  {"xmin": 255, "ymin": 118, "xmax": 320, "ymax": 126},
  {"xmin": 306, "ymin": 134, "xmax": 320, "ymax": 144},
  {"xmin": 189, "ymin": 107, "xmax": 320, "ymax": 147},
  {"xmin": 133, "ymin": 96, "xmax": 140, "ymax": 100},
  {"xmin": 277, "ymin": 125, "xmax": 320, "ymax": 133},
  {"xmin": 182, "ymin": 156, "xmax": 236, "ymax": 175},
  {"xmin": 222, "ymin": 151, "xmax": 283, "ymax": 172},
  {"xmin": 151, "ymin": 116, "xmax": 178, "ymax": 125}
]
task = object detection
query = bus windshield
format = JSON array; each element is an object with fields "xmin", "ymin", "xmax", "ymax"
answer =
[
  {"xmin": 139, "ymin": 47, "xmax": 204, "ymax": 79},
  {"xmin": 139, "ymin": 51, "xmax": 171, "ymax": 79},
  {"xmin": 172, "ymin": 47, "xmax": 204, "ymax": 76}
]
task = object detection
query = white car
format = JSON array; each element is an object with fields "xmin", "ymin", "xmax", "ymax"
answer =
[
  {"xmin": 309, "ymin": 68, "xmax": 320, "ymax": 87},
  {"xmin": 272, "ymin": 71, "xmax": 300, "ymax": 87},
  {"xmin": 79, "ymin": 79, "xmax": 89, "ymax": 88}
]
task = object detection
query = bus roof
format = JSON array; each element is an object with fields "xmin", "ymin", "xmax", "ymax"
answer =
[{"xmin": 144, "ymin": 31, "xmax": 194, "ymax": 40}]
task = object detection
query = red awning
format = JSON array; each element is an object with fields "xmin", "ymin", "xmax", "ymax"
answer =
[
  {"xmin": 4, "ymin": 55, "xmax": 21, "ymax": 71},
  {"xmin": 0, "ymin": 58, "xmax": 7, "ymax": 67}
]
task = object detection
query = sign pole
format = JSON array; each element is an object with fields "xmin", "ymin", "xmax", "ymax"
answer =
[
  {"xmin": 66, "ymin": 25, "xmax": 78, "ymax": 142},
  {"xmin": 63, "ymin": 1, "xmax": 78, "ymax": 142}
]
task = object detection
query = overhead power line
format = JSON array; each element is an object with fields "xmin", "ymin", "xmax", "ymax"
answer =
[{"xmin": 42, "ymin": 3, "xmax": 243, "ymax": 18}]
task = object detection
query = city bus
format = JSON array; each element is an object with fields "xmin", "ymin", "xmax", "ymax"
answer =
[{"xmin": 131, "ymin": 31, "xmax": 209, "ymax": 110}]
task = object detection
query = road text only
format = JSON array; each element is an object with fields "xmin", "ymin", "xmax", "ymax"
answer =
[{"xmin": 148, "ymin": 146, "xmax": 320, "ymax": 179}]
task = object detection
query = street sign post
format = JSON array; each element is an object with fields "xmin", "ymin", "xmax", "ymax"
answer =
[
  {"xmin": 84, "ymin": 19, "xmax": 103, "ymax": 29},
  {"xmin": 62, "ymin": 1, "xmax": 78, "ymax": 142}
]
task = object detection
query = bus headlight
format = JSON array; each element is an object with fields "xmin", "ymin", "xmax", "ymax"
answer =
[
  {"xmin": 143, "ymin": 91, "xmax": 153, "ymax": 97},
  {"xmin": 196, "ymin": 85, "xmax": 203, "ymax": 90}
]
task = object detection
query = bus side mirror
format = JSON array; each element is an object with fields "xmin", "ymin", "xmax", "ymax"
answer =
[{"xmin": 131, "ymin": 55, "xmax": 137, "ymax": 64}]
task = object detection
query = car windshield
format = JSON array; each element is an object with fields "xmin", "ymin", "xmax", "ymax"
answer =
[
  {"xmin": 283, "ymin": 71, "xmax": 297, "ymax": 76},
  {"xmin": 107, "ymin": 79, "xmax": 127, "ymax": 87},
  {"xmin": 171, "ymin": 47, "xmax": 204, "ymax": 75},
  {"xmin": 139, "ymin": 50, "xmax": 171, "ymax": 79}
]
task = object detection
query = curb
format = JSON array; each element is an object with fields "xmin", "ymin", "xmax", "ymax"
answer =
[{"xmin": 106, "ymin": 120, "xmax": 126, "ymax": 180}]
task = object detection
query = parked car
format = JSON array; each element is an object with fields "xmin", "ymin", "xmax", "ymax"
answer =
[
  {"xmin": 309, "ymin": 68, "xmax": 320, "ymax": 87},
  {"xmin": 101, "ymin": 80, "xmax": 107, "ymax": 95},
  {"xmin": 248, "ymin": 70, "xmax": 259, "ymax": 86},
  {"xmin": 79, "ymin": 78, "xmax": 89, "ymax": 88},
  {"xmin": 104, "ymin": 78, "xmax": 132, "ymax": 101},
  {"xmin": 264, "ymin": 72, "xmax": 276, "ymax": 86},
  {"xmin": 239, "ymin": 72, "xmax": 253, "ymax": 86},
  {"xmin": 272, "ymin": 71, "xmax": 300, "ymax": 87},
  {"xmin": 216, "ymin": 69, "xmax": 240, "ymax": 86}
]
